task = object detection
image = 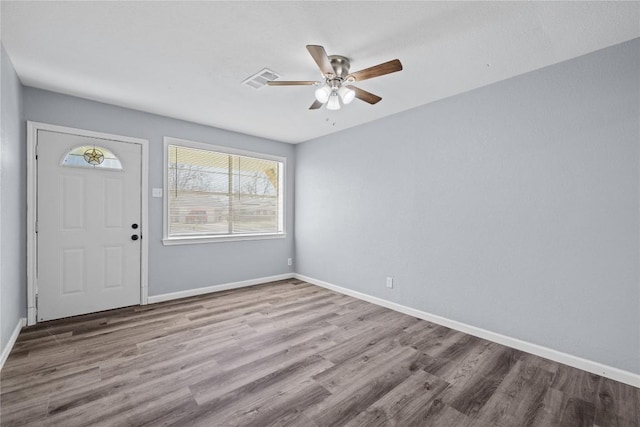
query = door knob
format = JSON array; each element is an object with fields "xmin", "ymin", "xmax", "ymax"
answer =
[
  {"xmin": 131, "ymin": 235, "xmax": 139, "ymax": 241},
  {"xmin": 132, "ymin": 223, "xmax": 139, "ymax": 229}
]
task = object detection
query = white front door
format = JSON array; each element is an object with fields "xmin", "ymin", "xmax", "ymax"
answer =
[{"xmin": 37, "ymin": 130, "xmax": 142, "ymax": 321}]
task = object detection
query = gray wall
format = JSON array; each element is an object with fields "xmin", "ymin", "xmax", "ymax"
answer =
[
  {"xmin": 24, "ymin": 88, "xmax": 295, "ymax": 297},
  {"xmin": 295, "ymin": 39, "xmax": 640, "ymax": 374},
  {"xmin": 1, "ymin": 43, "xmax": 26, "ymax": 353}
]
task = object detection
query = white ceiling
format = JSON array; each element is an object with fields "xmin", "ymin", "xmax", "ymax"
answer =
[{"xmin": 1, "ymin": 1, "xmax": 638, "ymax": 144}]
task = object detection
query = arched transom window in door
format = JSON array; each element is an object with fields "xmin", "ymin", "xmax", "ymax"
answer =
[{"xmin": 61, "ymin": 145, "xmax": 123, "ymax": 171}]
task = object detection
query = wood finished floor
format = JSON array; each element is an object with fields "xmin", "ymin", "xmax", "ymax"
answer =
[{"xmin": 1, "ymin": 279, "xmax": 638, "ymax": 427}]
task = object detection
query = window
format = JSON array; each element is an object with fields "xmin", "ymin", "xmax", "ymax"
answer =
[
  {"xmin": 61, "ymin": 145, "xmax": 123, "ymax": 171},
  {"xmin": 163, "ymin": 138, "xmax": 285, "ymax": 244}
]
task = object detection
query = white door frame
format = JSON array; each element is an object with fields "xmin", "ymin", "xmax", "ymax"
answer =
[{"xmin": 27, "ymin": 121, "xmax": 149, "ymax": 326}]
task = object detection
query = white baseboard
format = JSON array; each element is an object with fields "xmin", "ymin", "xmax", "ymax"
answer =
[
  {"xmin": 295, "ymin": 273, "xmax": 640, "ymax": 388},
  {"xmin": 0, "ymin": 317, "xmax": 26, "ymax": 371},
  {"xmin": 147, "ymin": 273, "xmax": 295, "ymax": 304}
]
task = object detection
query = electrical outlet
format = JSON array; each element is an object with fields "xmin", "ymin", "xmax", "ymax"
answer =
[
  {"xmin": 386, "ymin": 277, "xmax": 394, "ymax": 288},
  {"xmin": 287, "ymin": 258, "xmax": 292, "ymax": 266}
]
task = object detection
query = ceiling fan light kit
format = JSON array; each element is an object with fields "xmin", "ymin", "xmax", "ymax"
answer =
[
  {"xmin": 315, "ymin": 78, "xmax": 355, "ymax": 110},
  {"xmin": 267, "ymin": 45, "xmax": 403, "ymax": 111}
]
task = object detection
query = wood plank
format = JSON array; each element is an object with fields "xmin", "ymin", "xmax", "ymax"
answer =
[
  {"xmin": 1, "ymin": 366, "xmax": 101, "ymax": 407},
  {"xmin": 594, "ymin": 377, "xmax": 640, "ymax": 427},
  {"xmin": 559, "ymin": 396, "xmax": 596, "ymax": 427},
  {"xmin": 0, "ymin": 396, "xmax": 49, "ymax": 427},
  {"xmin": 304, "ymin": 348, "xmax": 423, "ymax": 425},
  {"xmin": 343, "ymin": 369, "xmax": 450, "ymax": 427},
  {"xmin": 190, "ymin": 342, "xmax": 335, "ymax": 404},
  {"xmin": 551, "ymin": 363, "xmax": 602, "ymax": 403},
  {"xmin": 439, "ymin": 345, "xmax": 521, "ymax": 416},
  {"xmin": 45, "ymin": 358, "xmax": 221, "ymax": 426},
  {"xmin": 214, "ymin": 321, "xmax": 338, "ymax": 371},
  {"xmin": 476, "ymin": 360, "xmax": 555, "ymax": 426}
]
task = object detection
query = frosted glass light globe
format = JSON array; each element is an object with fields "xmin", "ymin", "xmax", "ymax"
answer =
[{"xmin": 315, "ymin": 86, "xmax": 331, "ymax": 103}]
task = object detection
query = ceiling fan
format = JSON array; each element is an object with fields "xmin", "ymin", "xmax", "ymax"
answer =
[{"xmin": 267, "ymin": 45, "xmax": 403, "ymax": 110}]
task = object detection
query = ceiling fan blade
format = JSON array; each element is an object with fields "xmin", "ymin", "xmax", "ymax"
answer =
[
  {"xmin": 306, "ymin": 45, "xmax": 335, "ymax": 77},
  {"xmin": 267, "ymin": 81, "xmax": 319, "ymax": 86},
  {"xmin": 309, "ymin": 100, "xmax": 323, "ymax": 110},
  {"xmin": 346, "ymin": 85, "xmax": 382, "ymax": 105},
  {"xmin": 346, "ymin": 59, "xmax": 403, "ymax": 82}
]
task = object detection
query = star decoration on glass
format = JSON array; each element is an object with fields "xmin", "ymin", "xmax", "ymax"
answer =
[{"xmin": 83, "ymin": 148, "xmax": 105, "ymax": 166}]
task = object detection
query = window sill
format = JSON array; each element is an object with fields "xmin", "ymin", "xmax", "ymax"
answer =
[{"xmin": 162, "ymin": 233, "xmax": 286, "ymax": 246}]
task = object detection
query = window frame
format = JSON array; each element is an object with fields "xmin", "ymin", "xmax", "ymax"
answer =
[{"xmin": 162, "ymin": 136, "xmax": 286, "ymax": 245}]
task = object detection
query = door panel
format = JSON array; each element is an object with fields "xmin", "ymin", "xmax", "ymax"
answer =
[
  {"xmin": 37, "ymin": 130, "xmax": 141, "ymax": 321},
  {"xmin": 61, "ymin": 248, "xmax": 85, "ymax": 294},
  {"xmin": 62, "ymin": 175, "xmax": 85, "ymax": 229},
  {"xmin": 104, "ymin": 178, "xmax": 124, "ymax": 228},
  {"xmin": 104, "ymin": 246, "xmax": 124, "ymax": 288}
]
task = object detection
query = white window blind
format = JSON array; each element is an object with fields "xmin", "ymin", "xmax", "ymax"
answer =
[{"xmin": 166, "ymin": 143, "xmax": 284, "ymax": 241}]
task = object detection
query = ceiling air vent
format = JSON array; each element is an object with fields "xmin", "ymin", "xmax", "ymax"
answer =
[{"xmin": 243, "ymin": 68, "xmax": 280, "ymax": 89}]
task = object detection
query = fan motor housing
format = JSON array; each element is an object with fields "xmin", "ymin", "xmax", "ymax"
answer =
[{"xmin": 328, "ymin": 55, "xmax": 351, "ymax": 80}]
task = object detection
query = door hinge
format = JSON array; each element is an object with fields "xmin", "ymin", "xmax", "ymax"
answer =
[
  {"xmin": 35, "ymin": 143, "xmax": 39, "ymax": 160},
  {"xmin": 35, "ymin": 293, "xmax": 38, "ymax": 309}
]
